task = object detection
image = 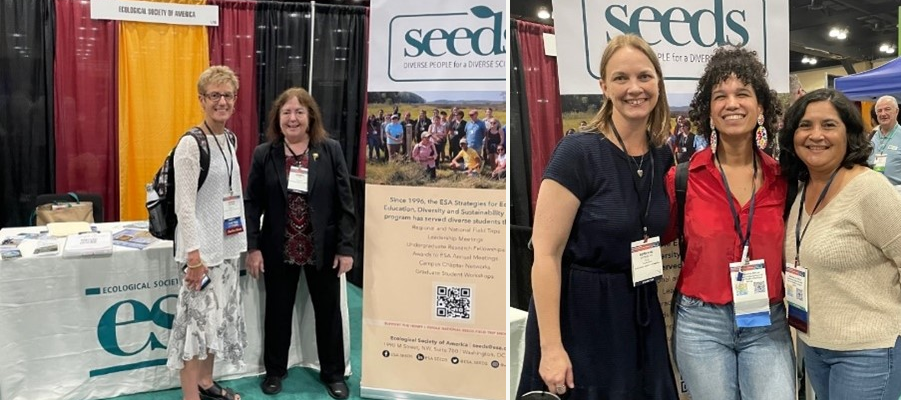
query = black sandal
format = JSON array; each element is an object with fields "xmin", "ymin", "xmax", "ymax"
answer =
[{"xmin": 199, "ymin": 381, "xmax": 241, "ymax": 400}]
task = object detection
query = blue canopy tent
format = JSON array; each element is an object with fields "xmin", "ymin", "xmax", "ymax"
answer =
[{"xmin": 835, "ymin": 57, "xmax": 901, "ymax": 101}]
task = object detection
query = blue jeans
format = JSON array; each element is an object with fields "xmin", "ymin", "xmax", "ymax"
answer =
[
  {"xmin": 673, "ymin": 294, "xmax": 795, "ymax": 400},
  {"xmin": 801, "ymin": 336, "xmax": 901, "ymax": 400}
]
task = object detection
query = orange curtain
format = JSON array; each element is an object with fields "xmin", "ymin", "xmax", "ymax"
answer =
[{"xmin": 118, "ymin": 0, "xmax": 209, "ymax": 220}]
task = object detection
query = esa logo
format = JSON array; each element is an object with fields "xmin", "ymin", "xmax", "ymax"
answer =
[
  {"xmin": 90, "ymin": 295, "xmax": 176, "ymax": 376},
  {"xmin": 603, "ymin": 0, "xmax": 751, "ymax": 47},
  {"xmin": 399, "ymin": 5, "xmax": 505, "ymax": 58}
]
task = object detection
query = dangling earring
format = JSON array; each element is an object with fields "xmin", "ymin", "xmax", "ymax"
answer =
[
  {"xmin": 756, "ymin": 114, "xmax": 768, "ymax": 149},
  {"xmin": 709, "ymin": 119, "xmax": 718, "ymax": 154}
]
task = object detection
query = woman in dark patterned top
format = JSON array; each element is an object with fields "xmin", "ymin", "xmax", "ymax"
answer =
[{"xmin": 244, "ymin": 87, "xmax": 356, "ymax": 399}]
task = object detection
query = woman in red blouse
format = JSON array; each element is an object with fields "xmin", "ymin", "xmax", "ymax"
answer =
[{"xmin": 665, "ymin": 47, "xmax": 793, "ymax": 399}]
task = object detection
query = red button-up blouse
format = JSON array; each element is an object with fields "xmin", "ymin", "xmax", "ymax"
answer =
[{"xmin": 665, "ymin": 148, "xmax": 787, "ymax": 305}]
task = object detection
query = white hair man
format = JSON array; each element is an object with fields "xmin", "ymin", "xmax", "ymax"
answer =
[{"xmin": 869, "ymin": 95, "xmax": 901, "ymax": 184}]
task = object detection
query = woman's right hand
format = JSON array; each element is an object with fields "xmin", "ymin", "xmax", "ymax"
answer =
[
  {"xmin": 539, "ymin": 344, "xmax": 574, "ymax": 396},
  {"xmin": 184, "ymin": 264, "xmax": 208, "ymax": 291},
  {"xmin": 246, "ymin": 250, "xmax": 264, "ymax": 279}
]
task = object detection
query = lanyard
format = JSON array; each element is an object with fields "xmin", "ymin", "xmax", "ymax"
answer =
[
  {"xmin": 610, "ymin": 125, "xmax": 655, "ymax": 240},
  {"xmin": 205, "ymin": 121, "xmax": 234, "ymax": 195},
  {"xmin": 715, "ymin": 152, "xmax": 758, "ymax": 262},
  {"xmin": 285, "ymin": 141, "xmax": 309, "ymax": 166},
  {"xmin": 877, "ymin": 126, "xmax": 897, "ymax": 154},
  {"xmin": 794, "ymin": 168, "xmax": 840, "ymax": 265}
]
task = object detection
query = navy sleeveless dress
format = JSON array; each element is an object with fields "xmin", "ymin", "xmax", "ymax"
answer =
[{"xmin": 516, "ymin": 133, "xmax": 678, "ymax": 399}]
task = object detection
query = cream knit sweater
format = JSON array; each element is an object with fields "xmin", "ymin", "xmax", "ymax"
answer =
[{"xmin": 785, "ymin": 169, "xmax": 901, "ymax": 351}]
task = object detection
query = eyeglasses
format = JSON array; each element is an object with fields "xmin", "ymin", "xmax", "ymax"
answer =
[{"xmin": 203, "ymin": 92, "xmax": 236, "ymax": 102}]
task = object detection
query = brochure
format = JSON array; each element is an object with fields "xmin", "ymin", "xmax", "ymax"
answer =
[{"xmin": 111, "ymin": 229, "xmax": 158, "ymax": 250}]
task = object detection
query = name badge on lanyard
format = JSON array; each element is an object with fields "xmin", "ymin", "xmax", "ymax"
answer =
[
  {"xmin": 875, "ymin": 154, "xmax": 888, "ymax": 173},
  {"xmin": 784, "ymin": 263, "xmax": 809, "ymax": 333},
  {"xmin": 730, "ymin": 255, "xmax": 770, "ymax": 328},
  {"xmin": 288, "ymin": 165, "xmax": 309, "ymax": 193},
  {"xmin": 223, "ymin": 195, "xmax": 244, "ymax": 235},
  {"xmin": 631, "ymin": 236, "xmax": 663, "ymax": 286}
]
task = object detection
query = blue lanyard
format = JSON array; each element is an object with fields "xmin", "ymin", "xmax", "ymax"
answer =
[
  {"xmin": 610, "ymin": 125, "xmax": 655, "ymax": 240},
  {"xmin": 716, "ymin": 152, "xmax": 757, "ymax": 262}
]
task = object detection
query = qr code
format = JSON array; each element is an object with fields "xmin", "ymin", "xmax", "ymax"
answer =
[
  {"xmin": 435, "ymin": 285, "xmax": 472, "ymax": 320},
  {"xmin": 795, "ymin": 288, "xmax": 804, "ymax": 301},
  {"xmin": 754, "ymin": 281, "xmax": 766, "ymax": 294}
]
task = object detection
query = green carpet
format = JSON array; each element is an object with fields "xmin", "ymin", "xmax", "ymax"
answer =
[{"xmin": 104, "ymin": 285, "xmax": 364, "ymax": 400}]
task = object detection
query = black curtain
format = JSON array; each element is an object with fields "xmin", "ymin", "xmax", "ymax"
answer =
[
  {"xmin": 311, "ymin": 3, "xmax": 366, "ymax": 175},
  {"xmin": 347, "ymin": 176, "xmax": 364, "ymax": 288},
  {"xmin": 0, "ymin": 0, "xmax": 55, "ymax": 228},
  {"xmin": 509, "ymin": 20, "xmax": 533, "ymax": 228},
  {"xmin": 510, "ymin": 225, "xmax": 534, "ymax": 311},
  {"xmin": 255, "ymin": 1, "xmax": 312, "ymax": 143}
]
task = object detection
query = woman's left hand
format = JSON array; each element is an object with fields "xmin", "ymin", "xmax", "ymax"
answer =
[{"xmin": 333, "ymin": 255, "xmax": 353, "ymax": 276}]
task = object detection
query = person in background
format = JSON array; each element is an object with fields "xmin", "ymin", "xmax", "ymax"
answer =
[
  {"xmin": 779, "ymin": 88, "xmax": 901, "ymax": 400},
  {"xmin": 412, "ymin": 131, "xmax": 438, "ymax": 180},
  {"xmin": 449, "ymin": 138, "xmax": 481, "ymax": 176},
  {"xmin": 244, "ymin": 87, "xmax": 355, "ymax": 399},
  {"xmin": 666, "ymin": 46, "xmax": 793, "ymax": 400},
  {"xmin": 449, "ymin": 110, "xmax": 467, "ymax": 159},
  {"xmin": 491, "ymin": 143, "xmax": 506, "ymax": 180},
  {"xmin": 517, "ymin": 33, "xmax": 678, "ymax": 399},
  {"xmin": 869, "ymin": 95, "xmax": 901, "ymax": 185},
  {"xmin": 484, "ymin": 117, "xmax": 503, "ymax": 170},
  {"xmin": 167, "ymin": 65, "xmax": 247, "ymax": 400},
  {"xmin": 465, "ymin": 109, "xmax": 487, "ymax": 156},
  {"xmin": 385, "ymin": 114, "xmax": 404, "ymax": 162}
]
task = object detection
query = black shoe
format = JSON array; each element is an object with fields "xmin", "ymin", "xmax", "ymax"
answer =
[
  {"xmin": 325, "ymin": 380, "xmax": 349, "ymax": 399},
  {"xmin": 260, "ymin": 374, "xmax": 285, "ymax": 395}
]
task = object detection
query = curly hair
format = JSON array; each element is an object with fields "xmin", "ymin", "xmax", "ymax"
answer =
[
  {"xmin": 265, "ymin": 87, "xmax": 329, "ymax": 144},
  {"xmin": 688, "ymin": 47, "xmax": 781, "ymax": 148},
  {"xmin": 778, "ymin": 88, "xmax": 872, "ymax": 183},
  {"xmin": 585, "ymin": 34, "xmax": 670, "ymax": 147}
]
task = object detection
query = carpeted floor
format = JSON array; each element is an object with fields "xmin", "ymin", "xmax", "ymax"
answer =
[{"xmin": 103, "ymin": 285, "xmax": 364, "ymax": 400}]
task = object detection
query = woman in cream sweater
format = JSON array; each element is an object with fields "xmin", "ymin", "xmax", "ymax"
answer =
[{"xmin": 779, "ymin": 88, "xmax": 901, "ymax": 399}]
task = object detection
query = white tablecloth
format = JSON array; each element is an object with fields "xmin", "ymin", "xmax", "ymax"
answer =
[
  {"xmin": 0, "ymin": 222, "xmax": 351, "ymax": 400},
  {"xmin": 509, "ymin": 307, "xmax": 529, "ymax": 400}
]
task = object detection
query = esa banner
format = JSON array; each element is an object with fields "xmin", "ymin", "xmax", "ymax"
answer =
[
  {"xmin": 367, "ymin": 0, "xmax": 506, "ymax": 92},
  {"xmin": 552, "ymin": 0, "xmax": 789, "ymax": 96}
]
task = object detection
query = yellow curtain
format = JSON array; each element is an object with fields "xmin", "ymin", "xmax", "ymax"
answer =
[{"xmin": 118, "ymin": 0, "xmax": 209, "ymax": 220}]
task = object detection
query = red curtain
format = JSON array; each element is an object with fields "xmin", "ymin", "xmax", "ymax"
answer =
[
  {"xmin": 54, "ymin": 0, "xmax": 119, "ymax": 222},
  {"xmin": 208, "ymin": 0, "xmax": 257, "ymax": 186},
  {"xmin": 516, "ymin": 20, "xmax": 562, "ymax": 216}
]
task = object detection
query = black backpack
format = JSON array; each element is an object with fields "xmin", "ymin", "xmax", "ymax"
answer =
[{"xmin": 147, "ymin": 127, "xmax": 235, "ymax": 241}]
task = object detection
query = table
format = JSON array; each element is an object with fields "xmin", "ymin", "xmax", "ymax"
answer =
[
  {"xmin": 0, "ymin": 222, "xmax": 351, "ymax": 400},
  {"xmin": 509, "ymin": 307, "xmax": 528, "ymax": 400}
]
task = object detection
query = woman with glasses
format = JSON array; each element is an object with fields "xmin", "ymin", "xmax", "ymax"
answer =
[{"xmin": 167, "ymin": 65, "xmax": 247, "ymax": 400}]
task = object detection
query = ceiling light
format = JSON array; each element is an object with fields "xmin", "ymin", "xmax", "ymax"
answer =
[
  {"xmin": 802, "ymin": 56, "xmax": 818, "ymax": 65},
  {"xmin": 829, "ymin": 27, "xmax": 848, "ymax": 40},
  {"xmin": 881, "ymin": 44, "xmax": 896, "ymax": 54},
  {"xmin": 537, "ymin": 7, "xmax": 551, "ymax": 19}
]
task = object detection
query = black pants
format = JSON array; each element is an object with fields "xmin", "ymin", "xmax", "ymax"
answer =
[{"xmin": 263, "ymin": 261, "xmax": 345, "ymax": 383}]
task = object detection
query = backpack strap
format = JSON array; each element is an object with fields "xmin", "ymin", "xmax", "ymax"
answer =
[
  {"xmin": 186, "ymin": 128, "xmax": 211, "ymax": 190},
  {"xmin": 675, "ymin": 161, "xmax": 690, "ymax": 257}
]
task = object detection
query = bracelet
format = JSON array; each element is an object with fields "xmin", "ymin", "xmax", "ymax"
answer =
[{"xmin": 186, "ymin": 262, "xmax": 204, "ymax": 269}]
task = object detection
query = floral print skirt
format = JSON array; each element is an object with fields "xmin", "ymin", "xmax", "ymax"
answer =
[{"xmin": 166, "ymin": 258, "xmax": 247, "ymax": 370}]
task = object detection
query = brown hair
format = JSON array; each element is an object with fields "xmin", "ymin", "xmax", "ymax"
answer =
[
  {"xmin": 265, "ymin": 87, "xmax": 328, "ymax": 144},
  {"xmin": 585, "ymin": 34, "xmax": 670, "ymax": 147}
]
